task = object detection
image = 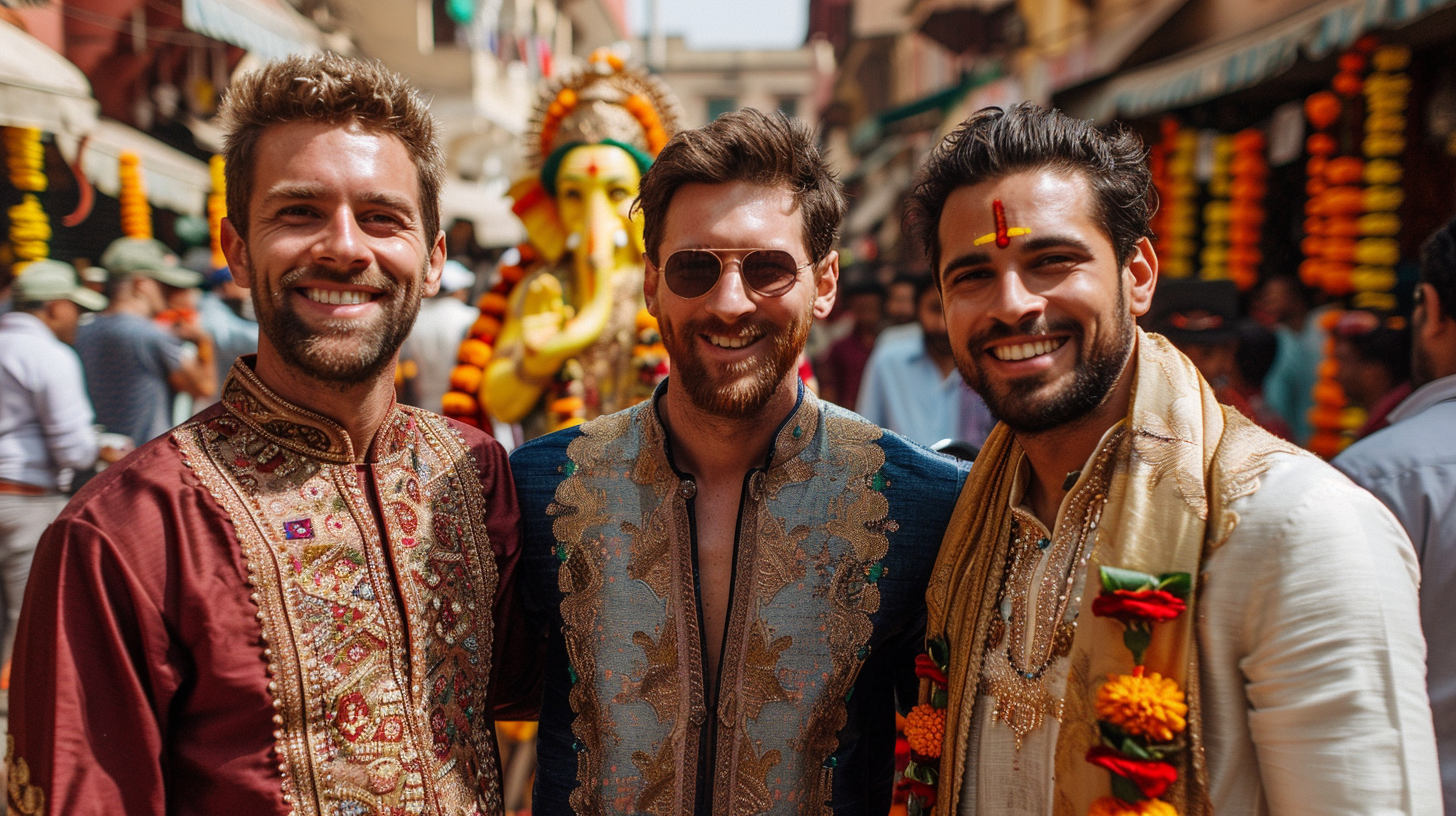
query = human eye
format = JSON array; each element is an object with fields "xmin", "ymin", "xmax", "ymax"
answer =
[{"xmin": 609, "ymin": 186, "xmax": 631, "ymax": 202}]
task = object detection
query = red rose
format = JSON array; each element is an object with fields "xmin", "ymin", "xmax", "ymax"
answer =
[
  {"xmin": 1091, "ymin": 589, "xmax": 1187, "ymax": 623},
  {"xmin": 895, "ymin": 736, "xmax": 911, "ymax": 773},
  {"xmin": 1085, "ymin": 745, "xmax": 1178, "ymax": 799},
  {"xmin": 915, "ymin": 653, "xmax": 949, "ymax": 687}
]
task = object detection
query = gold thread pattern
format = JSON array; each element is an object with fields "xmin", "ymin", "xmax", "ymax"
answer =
[{"xmin": 5, "ymin": 736, "xmax": 44, "ymax": 816}]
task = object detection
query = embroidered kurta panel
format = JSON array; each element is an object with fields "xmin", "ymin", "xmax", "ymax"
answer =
[
  {"xmin": 174, "ymin": 369, "xmax": 503, "ymax": 816},
  {"xmin": 546, "ymin": 397, "xmax": 895, "ymax": 816}
]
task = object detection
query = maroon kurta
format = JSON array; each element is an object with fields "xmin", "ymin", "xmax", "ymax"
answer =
[{"xmin": 7, "ymin": 359, "xmax": 539, "ymax": 816}]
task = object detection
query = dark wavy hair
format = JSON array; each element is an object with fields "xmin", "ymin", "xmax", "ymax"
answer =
[
  {"xmin": 904, "ymin": 103, "xmax": 1153, "ymax": 274},
  {"xmin": 221, "ymin": 53, "xmax": 444, "ymax": 240},
  {"xmin": 635, "ymin": 108, "xmax": 845, "ymax": 264},
  {"xmin": 1420, "ymin": 217, "xmax": 1456, "ymax": 321}
]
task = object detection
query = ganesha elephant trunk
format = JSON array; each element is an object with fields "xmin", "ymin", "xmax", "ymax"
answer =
[{"xmin": 576, "ymin": 189, "xmax": 631, "ymax": 304}]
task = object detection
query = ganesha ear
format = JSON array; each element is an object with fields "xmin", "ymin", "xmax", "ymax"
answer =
[{"xmin": 509, "ymin": 177, "xmax": 567, "ymax": 264}]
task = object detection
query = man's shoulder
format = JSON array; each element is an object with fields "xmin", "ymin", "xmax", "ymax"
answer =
[
  {"xmin": 1335, "ymin": 400, "xmax": 1456, "ymax": 481},
  {"xmin": 822, "ymin": 402, "xmax": 970, "ymax": 485},
  {"xmin": 510, "ymin": 424, "xmax": 587, "ymax": 470},
  {"xmin": 53, "ymin": 428, "xmax": 202, "ymax": 544},
  {"xmin": 1228, "ymin": 449, "xmax": 1405, "ymax": 547}
]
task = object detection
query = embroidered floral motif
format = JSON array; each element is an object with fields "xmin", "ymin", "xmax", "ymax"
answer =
[
  {"xmin": 174, "ymin": 365, "xmax": 502, "ymax": 816},
  {"xmin": 5, "ymin": 736, "xmax": 44, "ymax": 816}
]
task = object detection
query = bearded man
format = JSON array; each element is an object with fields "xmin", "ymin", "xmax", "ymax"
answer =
[
  {"xmin": 8, "ymin": 55, "xmax": 535, "ymax": 815},
  {"xmin": 902, "ymin": 104, "xmax": 1440, "ymax": 815},
  {"xmin": 509, "ymin": 108, "xmax": 967, "ymax": 814}
]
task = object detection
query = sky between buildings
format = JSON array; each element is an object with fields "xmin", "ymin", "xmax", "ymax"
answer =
[{"xmin": 623, "ymin": 0, "xmax": 809, "ymax": 50}]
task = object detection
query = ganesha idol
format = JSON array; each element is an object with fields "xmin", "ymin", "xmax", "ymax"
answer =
[{"xmin": 442, "ymin": 51, "xmax": 681, "ymax": 439}]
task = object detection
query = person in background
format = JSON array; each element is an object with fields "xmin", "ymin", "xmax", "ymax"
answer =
[
  {"xmin": 1143, "ymin": 279, "xmax": 1292, "ymax": 439},
  {"xmin": 196, "ymin": 266, "xmax": 260, "ymax": 409},
  {"xmin": 1337, "ymin": 216, "xmax": 1456, "ymax": 815},
  {"xmin": 0, "ymin": 261, "xmax": 105, "ymax": 664},
  {"xmin": 76, "ymin": 238, "xmax": 215, "ymax": 446},
  {"xmin": 1230, "ymin": 318, "xmax": 1294, "ymax": 440},
  {"xmin": 858, "ymin": 275, "xmax": 995, "ymax": 447},
  {"xmin": 399, "ymin": 259, "xmax": 480, "ymax": 411},
  {"xmin": 1254, "ymin": 274, "xmax": 1325, "ymax": 444},
  {"xmin": 885, "ymin": 273, "xmax": 920, "ymax": 326},
  {"xmin": 1333, "ymin": 309, "xmax": 1412, "ymax": 440},
  {"xmin": 817, "ymin": 279, "xmax": 883, "ymax": 409}
]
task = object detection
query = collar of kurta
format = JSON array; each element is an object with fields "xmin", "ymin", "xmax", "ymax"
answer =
[
  {"xmin": 649, "ymin": 376, "xmax": 819, "ymax": 478},
  {"xmin": 219, "ymin": 356, "xmax": 413, "ymax": 466}
]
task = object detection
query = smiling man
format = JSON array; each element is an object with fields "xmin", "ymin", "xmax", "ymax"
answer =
[
  {"xmin": 509, "ymin": 108, "xmax": 967, "ymax": 815},
  {"xmin": 8, "ymin": 55, "xmax": 535, "ymax": 815},
  {"xmin": 905, "ymin": 104, "xmax": 1440, "ymax": 815}
]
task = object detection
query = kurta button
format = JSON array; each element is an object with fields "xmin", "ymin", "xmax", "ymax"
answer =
[
  {"xmin": 690, "ymin": 706, "xmax": 706, "ymax": 725},
  {"xmin": 749, "ymin": 472, "xmax": 766, "ymax": 501},
  {"xmin": 678, "ymin": 480, "xmax": 697, "ymax": 499}
]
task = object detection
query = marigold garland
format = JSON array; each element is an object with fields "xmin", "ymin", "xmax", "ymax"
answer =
[
  {"xmin": 1227, "ymin": 129, "xmax": 1267, "ymax": 291},
  {"xmin": 1159, "ymin": 126, "xmax": 1198, "ymax": 279},
  {"xmin": 119, "ymin": 151, "xmax": 153, "ymax": 240},
  {"xmin": 4, "ymin": 126, "xmax": 50, "ymax": 266},
  {"xmin": 1088, "ymin": 796, "xmax": 1179, "ymax": 816},
  {"xmin": 1199, "ymin": 135, "xmax": 1233, "ymax": 282},
  {"xmin": 1096, "ymin": 669, "xmax": 1188, "ymax": 742},
  {"xmin": 208, "ymin": 155, "xmax": 227, "ymax": 270},
  {"xmin": 902, "ymin": 636, "xmax": 950, "ymax": 816},
  {"xmin": 903, "ymin": 704, "xmax": 945, "ymax": 759}
]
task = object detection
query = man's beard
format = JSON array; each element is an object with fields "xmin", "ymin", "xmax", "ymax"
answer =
[
  {"xmin": 252, "ymin": 264, "xmax": 423, "ymax": 387},
  {"xmin": 953, "ymin": 311, "xmax": 1135, "ymax": 435},
  {"xmin": 660, "ymin": 301, "xmax": 812, "ymax": 420}
]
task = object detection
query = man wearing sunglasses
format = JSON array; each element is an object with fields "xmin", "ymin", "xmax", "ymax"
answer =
[{"xmin": 510, "ymin": 108, "xmax": 969, "ymax": 814}]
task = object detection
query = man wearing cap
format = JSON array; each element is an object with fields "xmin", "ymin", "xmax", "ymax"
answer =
[
  {"xmin": 0, "ymin": 261, "xmax": 106, "ymax": 664},
  {"xmin": 75, "ymin": 237, "xmax": 216, "ymax": 445}
]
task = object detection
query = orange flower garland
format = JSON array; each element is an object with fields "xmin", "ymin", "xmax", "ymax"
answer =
[
  {"xmin": 1227, "ymin": 129, "xmax": 1267, "ymax": 291},
  {"xmin": 441, "ymin": 248, "xmax": 530, "ymax": 425},
  {"xmin": 4, "ymin": 126, "xmax": 51, "ymax": 267},
  {"xmin": 903, "ymin": 704, "xmax": 945, "ymax": 759},
  {"xmin": 119, "ymin": 151, "xmax": 153, "ymax": 240},
  {"xmin": 1160, "ymin": 126, "xmax": 1198, "ymax": 279},
  {"xmin": 1095, "ymin": 669, "xmax": 1188, "ymax": 742},
  {"xmin": 901, "ymin": 639, "xmax": 950, "ymax": 816}
]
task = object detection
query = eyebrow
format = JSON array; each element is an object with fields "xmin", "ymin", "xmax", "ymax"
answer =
[
  {"xmin": 558, "ymin": 172, "xmax": 634, "ymax": 186},
  {"xmin": 261, "ymin": 185, "xmax": 418, "ymax": 216}
]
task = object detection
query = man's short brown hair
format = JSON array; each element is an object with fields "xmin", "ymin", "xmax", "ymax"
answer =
[
  {"xmin": 635, "ymin": 108, "xmax": 845, "ymax": 265},
  {"xmin": 220, "ymin": 53, "xmax": 445, "ymax": 240}
]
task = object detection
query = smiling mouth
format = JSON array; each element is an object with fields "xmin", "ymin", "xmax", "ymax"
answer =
[
  {"xmin": 990, "ymin": 337, "xmax": 1067, "ymax": 362},
  {"xmin": 302, "ymin": 288, "xmax": 376, "ymax": 306},
  {"xmin": 706, "ymin": 332, "xmax": 761, "ymax": 350}
]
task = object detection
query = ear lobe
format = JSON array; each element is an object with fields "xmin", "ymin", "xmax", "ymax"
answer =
[{"xmin": 423, "ymin": 231, "xmax": 446, "ymax": 298}]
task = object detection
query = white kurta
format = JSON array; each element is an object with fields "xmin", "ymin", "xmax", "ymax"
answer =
[{"xmin": 963, "ymin": 451, "xmax": 1442, "ymax": 815}]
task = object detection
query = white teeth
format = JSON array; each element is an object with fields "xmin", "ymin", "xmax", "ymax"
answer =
[
  {"xmin": 304, "ymin": 288, "xmax": 370, "ymax": 306},
  {"xmin": 708, "ymin": 334, "xmax": 756, "ymax": 349},
  {"xmin": 991, "ymin": 338, "xmax": 1065, "ymax": 361}
]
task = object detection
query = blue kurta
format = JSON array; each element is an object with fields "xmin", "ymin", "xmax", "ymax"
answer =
[{"xmin": 512, "ymin": 381, "xmax": 968, "ymax": 815}]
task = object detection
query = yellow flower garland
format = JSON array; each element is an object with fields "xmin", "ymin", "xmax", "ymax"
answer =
[
  {"xmin": 119, "ymin": 151, "xmax": 152, "ymax": 240},
  {"xmin": 4, "ymin": 127, "xmax": 50, "ymax": 266},
  {"xmin": 208, "ymin": 155, "xmax": 227, "ymax": 270},
  {"xmin": 1095, "ymin": 669, "xmax": 1189, "ymax": 742},
  {"xmin": 1089, "ymin": 796, "xmax": 1179, "ymax": 816}
]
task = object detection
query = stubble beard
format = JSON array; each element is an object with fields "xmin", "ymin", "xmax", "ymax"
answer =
[
  {"xmin": 954, "ymin": 309, "xmax": 1135, "ymax": 435},
  {"xmin": 661, "ymin": 299, "xmax": 813, "ymax": 421},
  {"xmin": 252, "ymin": 263, "xmax": 424, "ymax": 388}
]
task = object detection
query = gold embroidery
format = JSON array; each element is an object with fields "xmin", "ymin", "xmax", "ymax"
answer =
[
  {"xmin": 175, "ymin": 365, "xmax": 501, "ymax": 816},
  {"xmin": 731, "ymin": 736, "xmax": 782, "ymax": 814},
  {"xmin": 1132, "ymin": 408, "xmax": 1208, "ymax": 520},
  {"xmin": 1206, "ymin": 409, "xmax": 1306, "ymax": 550},
  {"xmin": 739, "ymin": 619, "xmax": 794, "ymax": 719},
  {"xmin": 631, "ymin": 736, "xmax": 680, "ymax": 816},
  {"xmin": 625, "ymin": 620, "xmax": 682, "ymax": 722},
  {"xmin": 5, "ymin": 736, "xmax": 44, "ymax": 816}
]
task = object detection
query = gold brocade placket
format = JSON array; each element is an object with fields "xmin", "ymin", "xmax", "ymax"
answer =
[{"xmin": 175, "ymin": 364, "xmax": 502, "ymax": 816}]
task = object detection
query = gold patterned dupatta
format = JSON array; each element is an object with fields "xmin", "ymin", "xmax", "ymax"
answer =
[{"xmin": 925, "ymin": 330, "xmax": 1300, "ymax": 816}]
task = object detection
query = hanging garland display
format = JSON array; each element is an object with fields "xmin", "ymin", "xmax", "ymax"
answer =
[
  {"xmin": 1199, "ymin": 134, "xmax": 1233, "ymax": 283},
  {"xmin": 1160, "ymin": 126, "xmax": 1198, "ymax": 279},
  {"xmin": 208, "ymin": 155, "xmax": 227, "ymax": 270},
  {"xmin": 4, "ymin": 126, "xmax": 51, "ymax": 268},
  {"xmin": 1227, "ymin": 129, "xmax": 1267, "ymax": 291},
  {"xmin": 1353, "ymin": 44, "xmax": 1411, "ymax": 313},
  {"xmin": 119, "ymin": 151, "xmax": 153, "ymax": 240}
]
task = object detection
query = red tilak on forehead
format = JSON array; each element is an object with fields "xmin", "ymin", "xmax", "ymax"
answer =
[
  {"xmin": 993, "ymin": 199, "xmax": 1010, "ymax": 248},
  {"xmin": 587, "ymin": 162, "xmax": 599, "ymax": 176}
]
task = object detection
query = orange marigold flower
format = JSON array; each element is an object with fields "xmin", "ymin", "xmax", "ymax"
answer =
[
  {"xmin": 1088, "ymin": 796, "xmax": 1179, "ymax": 816},
  {"xmin": 903, "ymin": 703, "xmax": 945, "ymax": 759},
  {"xmin": 1096, "ymin": 671, "xmax": 1188, "ymax": 742}
]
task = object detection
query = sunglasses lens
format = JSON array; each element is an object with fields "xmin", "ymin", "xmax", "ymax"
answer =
[
  {"xmin": 743, "ymin": 250, "xmax": 802, "ymax": 296},
  {"xmin": 664, "ymin": 250, "xmax": 722, "ymax": 298}
]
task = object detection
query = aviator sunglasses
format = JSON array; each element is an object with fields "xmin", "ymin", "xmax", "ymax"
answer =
[{"xmin": 659, "ymin": 248, "xmax": 816, "ymax": 299}]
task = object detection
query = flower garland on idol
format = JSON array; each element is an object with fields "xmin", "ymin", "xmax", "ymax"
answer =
[
  {"xmin": 1085, "ymin": 567, "xmax": 1192, "ymax": 816},
  {"xmin": 4, "ymin": 126, "xmax": 51, "ymax": 268}
]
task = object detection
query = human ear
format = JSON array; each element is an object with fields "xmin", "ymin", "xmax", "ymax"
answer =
[
  {"xmin": 813, "ymin": 251, "xmax": 840, "ymax": 320},
  {"xmin": 221, "ymin": 218, "xmax": 252, "ymax": 288},
  {"xmin": 643, "ymin": 256, "xmax": 661, "ymax": 319},
  {"xmin": 1125, "ymin": 236, "xmax": 1159, "ymax": 317}
]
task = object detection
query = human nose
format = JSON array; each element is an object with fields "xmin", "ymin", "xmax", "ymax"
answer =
[
  {"xmin": 986, "ymin": 267, "xmax": 1045, "ymax": 328},
  {"xmin": 311, "ymin": 207, "xmax": 371, "ymax": 271},
  {"xmin": 703, "ymin": 259, "xmax": 755, "ymax": 323}
]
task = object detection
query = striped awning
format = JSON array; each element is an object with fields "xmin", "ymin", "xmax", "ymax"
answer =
[
  {"xmin": 182, "ymin": 0, "xmax": 322, "ymax": 61},
  {"xmin": 69, "ymin": 119, "xmax": 212, "ymax": 218},
  {"xmin": 1076, "ymin": 0, "xmax": 1456, "ymax": 121}
]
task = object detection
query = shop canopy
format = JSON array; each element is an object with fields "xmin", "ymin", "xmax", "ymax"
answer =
[
  {"xmin": 1072, "ymin": 0, "xmax": 1456, "ymax": 122},
  {"xmin": 182, "ymin": 0, "xmax": 323, "ymax": 61},
  {"xmin": 61, "ymin": 119, "xmax": 212, "ymax": 218},
  {"xmin": 0, "ymin": 21, "xmax": 98, "ymax": 138}
]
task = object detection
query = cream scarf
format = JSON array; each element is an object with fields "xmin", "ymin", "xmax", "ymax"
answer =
[{"xmin": 925, "ymin": 330, "xmax": 1301, "ymax": 815}]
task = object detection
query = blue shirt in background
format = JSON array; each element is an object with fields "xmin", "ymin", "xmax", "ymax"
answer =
[{"xmin": 76, "ymin": 313, "xmax": 184, "ymax": 445}]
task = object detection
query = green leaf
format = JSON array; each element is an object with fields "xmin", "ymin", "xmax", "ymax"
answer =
[
  {"xmin": 1157, "ymin": 572, "xmax": 1193, "ymax": 600},
  {"xmin": 1100, "ymin": 566, "xmax": 1158, "ymax": 592},
  {"xmin": 904, "ymin": 761, "xmax": 939, "ymax": 784},
  {"xmin": 927, "ymin": 635, "xmax": 949, "ymax": 668},
  {"xmin": 931, "ymin": 688, "xmax": 948, "ymax": 709},
  {"xmin": 1123, "ymin": 626, "xmax": 1152, "ymax": 665},
  {"xmin": 908, "ymin": 800, "xmax": 924, "ymax": 816},
  {"xmin": 1111, "ymin": 773, "xmax": 1147, "ymax": 803}
]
